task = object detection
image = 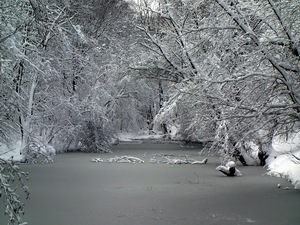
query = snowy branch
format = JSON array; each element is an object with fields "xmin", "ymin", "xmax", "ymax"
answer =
[
  {"xmin": 0, "ymin": 158, "xmax": 29, "ymax": 225},
  {"xmin": 267, "ymin": 0, "xmax": 300, "ymax": 57}
]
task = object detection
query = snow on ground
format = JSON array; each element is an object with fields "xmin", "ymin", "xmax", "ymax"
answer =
[
  {"xmin": 0, "ymin": 138, "xmax": 55, "ymax": 163},
  {"xmin": 0, "ymin": 131, "xmax": 163, "ymax": 160},
  {"xmin": 268, "ymin": 133, "xmax": 300, "ymax": 190},
  {"xmin": 117, "ymin": 131, "xmax": 165, "ymax": 143}
]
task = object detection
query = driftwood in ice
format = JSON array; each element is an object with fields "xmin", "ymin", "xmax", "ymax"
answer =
[
  {"xmin": 91, "ymin": 156, "xmax": 145, "ymax": 163},
  {"xmin": 149, "ymin": 153, "xmax": 208, "ymax": 165},
  {"xmin": 215, "ymin": 161, "xmax": 242, "ymax": 176},
  {"xmin": 91, "ymin": 154, "xmax": 208, "ymax": 165}
]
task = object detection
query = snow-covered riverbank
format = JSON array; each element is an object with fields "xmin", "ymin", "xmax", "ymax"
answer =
[{"xmin": 267, "ymin": 133, "xmax": 300, "ymax": 189}]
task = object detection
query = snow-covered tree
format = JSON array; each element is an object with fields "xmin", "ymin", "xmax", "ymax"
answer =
[
  {"xmin": 1, "ymin": 0, "xmax": 118, "ymax": 159},
  {"xmin": 1, "ymin": 0, "xmax": 165, "ymax": 160},
  {"xmin": 208, "ymin": 0, "xmax": 300, "ymax": 164},
  {"xmin": 134, "ymin": 0, "xmax": 299, "ymax": 164}
]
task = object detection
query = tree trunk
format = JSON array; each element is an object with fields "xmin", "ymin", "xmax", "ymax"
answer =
[{"xmin": 20, "ymin": 75, "xmax": 38, "ymax": 158}]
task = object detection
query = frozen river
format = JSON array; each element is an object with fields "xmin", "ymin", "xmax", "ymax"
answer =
[{"xmin": 3, "ymin": 143, "xmax": 300, "ymax": 225}]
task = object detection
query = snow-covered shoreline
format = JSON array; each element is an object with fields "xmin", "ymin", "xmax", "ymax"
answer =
[
  {"xmin": 115, "ymin": 131, "xmax": 182, "ymax": 144},
  {"xmin": 116, "ymin": 131, "xmax": 165, "ymax": 143},
  {"xmin": 267, "ymin": 133, "xmax": 300, "ymax": 190}
]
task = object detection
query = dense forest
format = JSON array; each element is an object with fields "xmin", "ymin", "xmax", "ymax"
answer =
[{"xmin": 0, "ymin": 0, "xmax": 299, "ymax": 163}]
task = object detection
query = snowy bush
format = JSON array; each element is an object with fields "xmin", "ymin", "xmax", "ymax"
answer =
[
  {"xmin": 78, "ymin": 119, "xmax": 112, "ymax": 153},
  {"xmin": 25, "ymin": 140, "xmax": 56, "ymax": 164}
]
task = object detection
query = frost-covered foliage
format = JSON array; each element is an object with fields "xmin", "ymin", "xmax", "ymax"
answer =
[{"xmin": 0, "ymin": 158, "xmax": 29, "ymax": 225}]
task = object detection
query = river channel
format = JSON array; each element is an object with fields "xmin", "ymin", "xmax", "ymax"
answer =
[{"xmin": 1, "ymin": 143, "xmax": 299, "ymax": 225}]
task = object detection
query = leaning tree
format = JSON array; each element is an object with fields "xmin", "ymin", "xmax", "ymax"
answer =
[{"xmin": 133, "ymin": 0, "xmax": 299, "ymax": 165}]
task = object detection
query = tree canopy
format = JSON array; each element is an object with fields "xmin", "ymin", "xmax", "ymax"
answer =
[{"xmin": 0, "ymin": 0, "xmax": 299, "ymax": 162}]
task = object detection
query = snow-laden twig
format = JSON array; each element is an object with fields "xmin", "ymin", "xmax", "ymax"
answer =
[{"xmin": 289, "ymin": 152, "xmax": 300, "ymax": 164}]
